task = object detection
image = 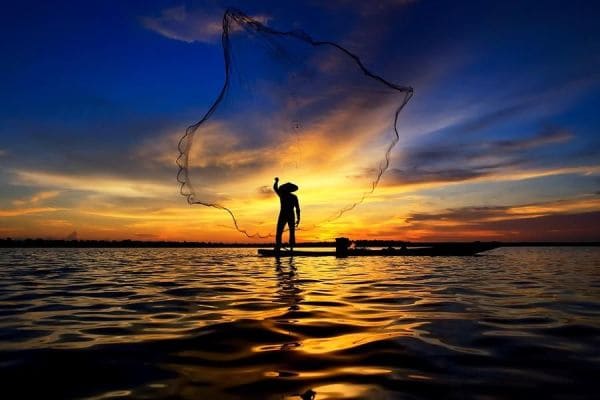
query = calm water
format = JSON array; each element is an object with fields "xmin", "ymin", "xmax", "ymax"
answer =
[{"xmin": 1, "ymin": 247, "xmax": 599, "ymax": 399}]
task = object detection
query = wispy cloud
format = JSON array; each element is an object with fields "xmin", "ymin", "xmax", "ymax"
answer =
[
  {"xmin": 141, "ymin": 5, "xmax": 269, "ymax": 44},
  {"xmin": 141, "ymin": 6, "xmax": 221, "ymax": 43},
  {"xmin": 0, "ymin": 207, "xmax": 63, "ymax": 217},
  {"xmin": 492, "ymin": 128, "xmax": 573, "ymax": 150},
  {"xmin": 406, "ymin": 197, "xmax": 600, "ymax": 224},
  {"xmin": 0, "ymin": 190, "xmax": 62, "ymax": 218},
  {"xmin": 381, "ymin": 165, "xmax": 600, "ymax": 194},
  {"xmin": 381, "ymin": 127, "xmax": 580, "ymax": 187},
  {"xmin": 343, "ymin": 196, "xmax": 600, "ymax": 241},
  {"xmin": 11, "ymin": 170, "xmax": 174, "ymax": 199},
  {"xmin": 12, "ymin": 190, "xmax": 60, "ymax": 206}
]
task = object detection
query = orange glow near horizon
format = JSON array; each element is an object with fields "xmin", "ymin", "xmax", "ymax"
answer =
[
  {"xmin": 1, "ymin": 118, "xmax": 600, "ymax": 242},
  {"xmin": 1, "ymin": 171, "xmax": 599, "ymax": 242}
]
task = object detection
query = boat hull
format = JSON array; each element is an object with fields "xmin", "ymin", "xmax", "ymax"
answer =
[{"xmin": 258, "ymin": 243, "xmax": 499, "ymax": 257}]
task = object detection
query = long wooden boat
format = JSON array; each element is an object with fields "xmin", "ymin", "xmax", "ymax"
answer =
[{"xmin": 258, "ymin": 242, "xmax": 500, "ymax": 257}]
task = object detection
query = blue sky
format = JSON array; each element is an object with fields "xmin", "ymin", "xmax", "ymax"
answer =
[{"xmin": 1, "ymin": 0, "xmax": 599, "ymax": 241}]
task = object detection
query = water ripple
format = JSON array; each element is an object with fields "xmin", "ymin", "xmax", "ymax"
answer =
[{"xmin": 0, "ymin": 247, "xmax": 599, "ymax": 399}]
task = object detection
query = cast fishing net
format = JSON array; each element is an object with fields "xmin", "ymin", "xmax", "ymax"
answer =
[{"xmin": 177, "ymin": 9, "xmax": 413, "ymax": 238}]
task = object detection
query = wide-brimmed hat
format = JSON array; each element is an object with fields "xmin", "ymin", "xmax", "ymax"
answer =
[{"xmin": 279, "ymin": 182, "xmax": 298, "ymax": 192}]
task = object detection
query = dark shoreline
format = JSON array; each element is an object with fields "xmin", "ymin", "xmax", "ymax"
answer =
[{"xmin": 1, "ymin": 238, "xmax": 598, "ymax": 248}]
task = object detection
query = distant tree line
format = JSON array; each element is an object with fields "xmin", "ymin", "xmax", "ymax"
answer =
[{"xmin": 0, "ymin": 238, "xmax": 598, "ymax": 248}]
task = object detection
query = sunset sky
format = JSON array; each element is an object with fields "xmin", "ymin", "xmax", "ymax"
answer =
[{"xmin": 1, "ymin": 0, "xmax": 599, "ymax": 242}]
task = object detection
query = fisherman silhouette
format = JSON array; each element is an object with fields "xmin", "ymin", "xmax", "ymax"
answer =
[{"xmin": 273, "ymin": 177, "xmax": 300, "ymax": 253}]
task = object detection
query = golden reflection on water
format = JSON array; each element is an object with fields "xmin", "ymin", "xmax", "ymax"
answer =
[
  {"xmin": 260, "ymin": 255, "xmax": 437, "ymax": 360},
  {"xmin": 266, "ymin": 367, "xmax": 392, "ymax": 379},
  {"xmin": 286, "ymin": 383, "xmax": 384, "ymax": 400},
  {"xmin": 1, "ymin": 247, "xmax": 599, "ymax": 399},
  {"xmin": 299, "ymin": 331, "xmax": 405, "ymax": 354}
]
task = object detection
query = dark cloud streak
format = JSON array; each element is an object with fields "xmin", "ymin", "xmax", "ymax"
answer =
[{"xmin": 382, "ymin": 127, "xmax": 576, "ymax": 186}]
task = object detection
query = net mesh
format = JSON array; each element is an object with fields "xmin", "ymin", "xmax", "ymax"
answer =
[{"xmin": 177, "ymin": 9, "xmax": 413, "ymax": 238}]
